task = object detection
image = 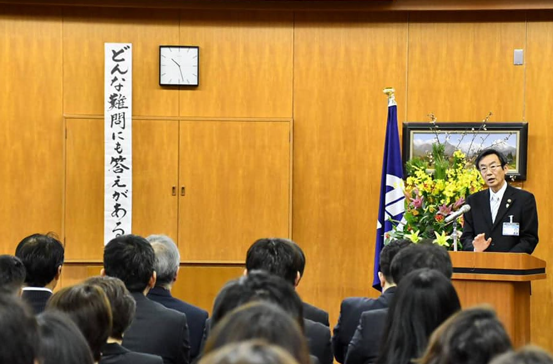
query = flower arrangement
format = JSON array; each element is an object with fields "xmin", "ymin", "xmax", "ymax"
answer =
[{"xmin": 387, "ymin": 115, "xmax": 489, "ymax": 249}]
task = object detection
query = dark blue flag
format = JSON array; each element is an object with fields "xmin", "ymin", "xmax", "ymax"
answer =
[{"xmin": 373, "ymin": 91, "xmax": 405, "ymax": 290}]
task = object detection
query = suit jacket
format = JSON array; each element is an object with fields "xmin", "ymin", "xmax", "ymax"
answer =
[
  {"xmin": 21, "ymin": 289, "xmax": 52, "ymax": 314},
  {"xmin": 461, "ymin": 184, "xmax": 539, "ymax": 253},
  {"xmin": 344, "ymin": 308, "xmax": 388, "ymax": 364},
  {"xmin": 122, "ymin": 292, "xmax": 190, "ymax": 364},
  {"xmin": 100, "ymin": 343, "xmax": 163, "ymax": 364},
  {"xmin": 304, "ymin": 318, "xmax": 333, "ymax": 364},
  {"xmin": 303, "ymin": 302, "xmax": 330, "ymax": 327},
  {"xmin": 147, "ymin": 287, "xmax": 208, "ymax": 361},
  {"xmin": 332, "ymin": 287, "xmax": 396, "ymax": 363}
]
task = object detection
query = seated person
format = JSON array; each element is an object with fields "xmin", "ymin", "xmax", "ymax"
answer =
[
  {"xmin": 0, "ymin": 254, "xmax": 26, "ymax": 296},
  {"xmin": 490, "ymin": 346, "xmax": 553, "ymax": 364},
  {"xmin": 199, "ymin": 340, "xmax": 299, "ymax": 364},
  {"xmin": 0, "ymin": 294, "xmax": 39, "ymax": 364}
]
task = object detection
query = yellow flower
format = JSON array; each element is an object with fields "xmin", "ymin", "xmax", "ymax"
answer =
[
  {"xmin": 453, "ymin": 150, "xmax": 466, "ymax": 159},
  {"xmin": 434, "ymin": 231, "xmax": 450, "ymax": 247},
  {"xmin": 405, "ymin": 230, "xmax": 421, "ymax": 243}
]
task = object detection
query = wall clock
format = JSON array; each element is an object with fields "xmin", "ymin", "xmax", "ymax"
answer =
[{"xmin": 159, "ymin": 45, "xmax": 199, "ymax": 86}]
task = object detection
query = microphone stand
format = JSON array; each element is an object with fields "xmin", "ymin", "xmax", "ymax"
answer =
[{"xmin": 452, "ymin": 220, "xmax": 458, "ymax": 251}]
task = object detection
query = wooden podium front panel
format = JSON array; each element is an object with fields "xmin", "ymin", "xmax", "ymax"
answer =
[{"xmin": 453, "ymin": 279, "xmax": 531, "ymax": 347}]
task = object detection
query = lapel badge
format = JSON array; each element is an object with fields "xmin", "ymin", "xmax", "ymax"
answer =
[{"xmin": 506, "ymin": 199, "xmax": 511, "ymax": 209}]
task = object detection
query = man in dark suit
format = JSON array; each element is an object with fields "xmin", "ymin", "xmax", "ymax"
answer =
[
  {"xmin": 103, "ymin": 234, "xmax": 190, "ymax": 364},
  {"xmin": 345, "ymin": 243, "xmax": 453, "ymax": 364},
  {"xmin": 15, "ymin": 233, "xmax": 64, "ymax": 314},
  {"xmin": 331, "ymin": 239, "xmax": 411, "ymax": 363},
  {"xmin": 146, "ymin": 234, "xmax": 208, "ymax": 362},
  {"xmin": 461, "ymin": 149, "xmax": 539, "ymax": 253},
  {"xmin": 244, "ymin": 239, "xmax": 333, "ymax": 364},
  {"xmin": 288, "ymin": 241, "xmax": 330, "ymax": 327}
]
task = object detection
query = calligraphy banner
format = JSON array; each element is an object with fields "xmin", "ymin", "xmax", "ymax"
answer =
[{"xmin": 104, "ymin": 43, "xmax": 132, "ymax": 245}]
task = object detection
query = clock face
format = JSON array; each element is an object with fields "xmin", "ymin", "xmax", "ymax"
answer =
[{"xmin": 159, "ymin": 46, "xmax": 199, "ymax": 86}]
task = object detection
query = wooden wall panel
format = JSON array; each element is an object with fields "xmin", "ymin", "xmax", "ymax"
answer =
[
  {"xmin": 65, "ymin": 118, "xmax": 179, "ymax": 260},
  {"xmin": 524, "ymin": 10, "xmax": 553, "ymax": 350},
  {"xmin": 407, "ymin": 12, "xmax": 526, "ymax": 121},
  {"xmin": 178, "ymin": 11, "xmax": 294, "ymax": 118},
  {"xmin": 293, "ymin": 12, "xmax": 409, "ymax": 326},
  {"xmin": 63, "ymin": 7, "xmax": 180, "ymax": 117},
  {"xmin": 0, "ymin": 7, "xmax": 63, "ymax": 254},
  {"xmin": 178, "ymin": 121, "xmax": 291, "ymax": 261}
]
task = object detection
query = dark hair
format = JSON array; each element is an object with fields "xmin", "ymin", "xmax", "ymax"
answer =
[
  {"xmin": 85, "ymin": 275, "xmax": 136, "ymax": 340},
  {"xmin": 200, "ymin": 340, "xmax": 300, "ymax": 364},
  {"xmin": 376, "ymin": 269, "xmax": 461, "ymax": 364},
  {"xmin": 0, "ymin": 294, "xmax": 39, "ymax": 364},
  {"xmin": 212, "ymin": 270, "xmax": 304, "ymax": 330},
  {"xmin": 205, "ymin": 302, "xmax": 311, "ymax": 364},
  {"xmin": 245, "ymin": 238, "xmax": 299, "ymax": 286},
  {"xmin": 391, "ymin": 243, "xmax": 452, "ymax": 284},
  {"xmin": 490, "ymin": 346, "xmax": 553, "ymax": 364},
  {"xmin": 379, "ymin": 239, "xmax": 411, "ymax": 283},
  {"xmin": 47, "ymin": 283, "xmax": 113, "ymax": 361},
  {"xmin": 37, "ymin": 311, "xmax": 94, "ymax": 364},
  {"xmin": 103, "ymin": 234, "xmax": 155, "ymax": 292},
  {"xmin": 475, "ymin": 148, "xmax": 508, "ymax": 170},
  {"xmin": 15, "ymin": 233, "xmax": 64, "ymax": 287},
  {"xmin": 0, "ymin": 254, "xmax": 26, "ymax": 295},
  {"xmin": 418, "ymin": 306, "xmax": 512, "ymax": 364},
  {"xmin": 288, "ymin": 240, "xmax": 306, "ymax": 277}
]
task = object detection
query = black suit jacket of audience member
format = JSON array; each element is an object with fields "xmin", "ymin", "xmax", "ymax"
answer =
[
  {"xmin": 122, "ymin": 292, "xmax": 190, "ymax": 364},
  {"xmin": 100, "ymin": 342, "xmax": 164, "ymax": 364},
  {"xmin": 344, "ymin": 308, "xmax": 388, "ymax": 364},
  {"xmin": 147, "ymin": 286, "xmax": 208, "ymax": 361},
  {"xmin": 198, "ymin": 317, "xmax": 332, "ymax": 364},
  {"xmin": 304, "ymin": 318, "xmax": 333, "ymax": 364},
  {"xmin": 303, "ymin": 302, "xmax": 330, "ymax": 327},
  {"xmin": 332, "ymin": 287, "xmax": 396, "ymax": 363},
  {"xmin": 21, "ymin": 289, "xmax": 52, "ymax": 315}
]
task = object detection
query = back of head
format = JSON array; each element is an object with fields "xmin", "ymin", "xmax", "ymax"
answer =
[
  {"xmin": 0, "ymin": 294, "xmax": 39, "ymax": 364},
  {"xmin": 85, "ymin": 275, "xmax": 136, "ymax": 340},
  {"xmin": 288, "ymin": 240, "xmax": 306, "ymax": 278},
  {"xmin": 379, "ymin": 239, "xmax": 412, "ymax": 284},
  {"xmin": 147, "ymin": 234, "xmax": 180, "ymax": 289},
  {"xmin": 37, "ymin": 311, "xmax": 94, "ymax": 364},
  {"xmin": 490, "ymin": 346, "xmax": 553, "ymax": 364},
  {"xmin": 0, "ymin": 254, "xmax": 26, "ymax": 295},
  {"xmin": 391, "ymin": 243, "xmax": 452, "ymax": 284},
  {"xmin": 419, "ymin": 306, "xmax": 512, "ymax": 364},
  {"xmin": 47, "ymin": 283, "xmax": 113, "ymax": 362},
  {"xmin": 200, "ymin": 340, "xmax": 300, "ymax": 364},
  {"xmin": 245, "ymin": 238, "xmax": 298, "ymax": 286},
  {"xmin": 377, "ymin": 268, "xmax": 461, "ymax": 364},
  {"xmin": 205, "ymin": 302, "xmax": 311, "ymax": 364},
  {"xmin": 212, "ymin": 270, "xmax": 304, "ymax": 329},
  {"xmin": 104, "ymin": 234, "xmax": 155, "ymax": 292},
  {"xmin": 15, "ymin": 233, "xmax": 64, "ymax": 287}
]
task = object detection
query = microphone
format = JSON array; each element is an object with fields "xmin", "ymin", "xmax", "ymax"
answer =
[{"xmin": 444, "ymin": 204, "xmax": 471, "ymax": 223}]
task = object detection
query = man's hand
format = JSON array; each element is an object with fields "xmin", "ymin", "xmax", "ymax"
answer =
[{"xmin": 473, "ymin": 233, "xmax": 492, "ymax": 252}]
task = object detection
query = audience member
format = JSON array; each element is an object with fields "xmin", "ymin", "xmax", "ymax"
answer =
[
  {"xmin": 390, "ymin": 241, "xmax": 453, "ymax": 284},
  {"xmin": 47, "ymin": 283, "xmax": 113, "ymax": 362},
  {"xmin": 199, "ymin": 340, "xmax": 299, "ymax": 364},
  {"xmin": 0, "ymin": 294, "xmax": 39, "ymax": 364},
  {"xmin": 490, "ymin": 346, "xmax": 553, "ymax": 364},
  {"xmin": 244, "ymin": 238, "xmax": 332, "ymax": 364},
  {"xmin": 0, "ymin": 254, "xmax": 26, "ymax": 296},
  {"xmin": 86, "ymin": 276, "xmax": 163, "ymax": 364},
  {"xmin": 418, "ymin": 306, "xmax": 511, "ymax": 364},
  {"xmin": 15, "ymin": 233, "xmax": 64, "ymax": 314},
  {"xmin": 332, "ymin": 239, "xmax": 411, "ymax": 362},
  {"xmin": 103, "ymin": 234, "xmax": 190, "ymax": 364},
  {"xmin": 37, "ymin": 311, "xmax": 95, "ymax": 364},
  {"xmin": 287, "ymin": 239, "xmax": 330, "ymax": 326},
  {"xmin": 146, "ymin": 234, "xmax": 208, "ymax": 361},
  {"xmin": 205, "ymin": 302, "xmax": 311, "ymax": 364}
]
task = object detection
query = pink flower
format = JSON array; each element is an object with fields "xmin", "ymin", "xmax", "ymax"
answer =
[
  {"xmin": 453, "ymin": 197, "xmax": 465, "ymax": 209},
  {"xmin": 438, "ymin": 204, "xmax": 452, "ymax": 216},
  {"xmin": 410, "ymin": 195, "xmax": 423, "ymax": 209}
]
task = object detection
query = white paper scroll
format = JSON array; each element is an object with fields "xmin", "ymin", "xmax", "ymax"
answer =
[{"xmin": 104, "ymin": 43, "xmax": 132, "ymax": 245}]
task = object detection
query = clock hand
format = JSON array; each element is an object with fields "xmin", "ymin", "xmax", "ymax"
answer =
[{"xmin": 171, "ymin": 58, "xmax": 181, "ymax": 67}]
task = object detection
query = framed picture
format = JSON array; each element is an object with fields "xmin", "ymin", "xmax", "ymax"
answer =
[{"xmin": 402, "ymin": 122, "xmax": 529, "ymax": 181}]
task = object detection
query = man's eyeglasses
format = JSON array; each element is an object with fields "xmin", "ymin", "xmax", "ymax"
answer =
[{"xmin": 479, "ymin": 164, "xmax": 502, "ymax": 173}]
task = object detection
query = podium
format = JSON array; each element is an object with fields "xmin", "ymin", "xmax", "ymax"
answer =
[{"xmin": 449, "ymin": 252, "xmax": 546, "ymax": 347}]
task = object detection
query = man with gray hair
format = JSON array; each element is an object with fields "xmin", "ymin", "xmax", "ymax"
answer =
[{"xmin": 146, "ymin": 235, "xmax": 208, "ymax": 362}]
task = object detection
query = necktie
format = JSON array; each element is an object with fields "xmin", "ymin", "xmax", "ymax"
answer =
[{"xmin": 491, "ymin": 196, "xmax": 500, "ymax": 223}]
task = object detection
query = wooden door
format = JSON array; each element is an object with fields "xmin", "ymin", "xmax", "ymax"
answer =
[
  {"xmin": 178, "ymin": 121, "xmax": 291, "ymax": 262},
  {"xmin": 65, "ymin": 118, "xmax": 178, "ymax": 260}
]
